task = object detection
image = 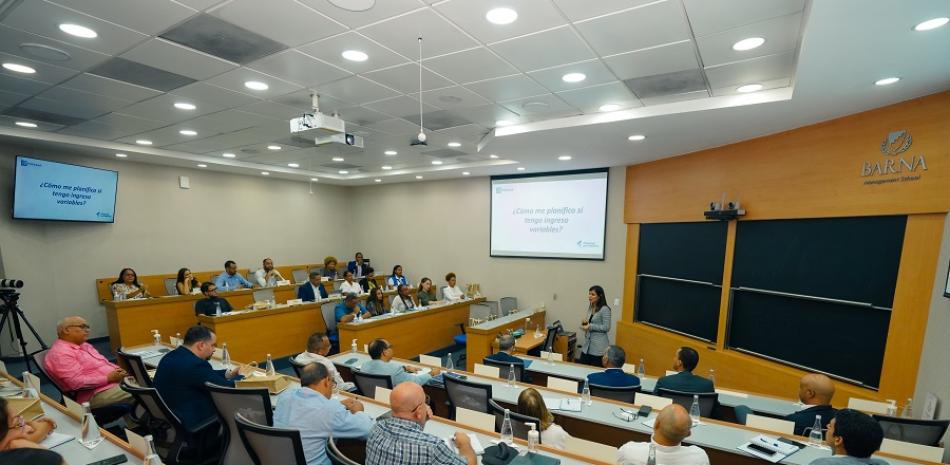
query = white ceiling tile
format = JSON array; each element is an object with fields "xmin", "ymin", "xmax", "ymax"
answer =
[
  {"xmin": 0, "ymin": 89, "xmax": 30, "ymax": 107},
  {"xmin": 317, "ymin": 76, "xmax": 401, "ymax": 105},
  {"xmin": 704, "ymin": 51, "xmax": 796, "ymax": 89},
  {"xmin": 683, "ymin": 0, "xmax": 805, "ymax": 36},
  {"xmin": 501, "ymin": 93, "xmax": 580, "ymax": 119},
  {"xmin": 248, "ymin": 50, "xmax": 351, "ymax": 87},
  {"xmin": 47, "ymin": 0, "xmax": 197, "ymax": 35},
  {"xmin": 0, "ymin": 51, "xmax": 81, "ymax": 84},
  {"xmin": 0, "ymin": 114, "xmax": 63, "ymax": 131},
  {"xmin": 489, "ymin": 26, "xmax": 595, "ymax": 72},
  {"xmin": 415, "ymin": 86, "xmax": 490, "ymax": 110},
  {"xmin": 710, "ymin": 77, "xmax": 790, "ymax": 96},
  {"xmin": 298, "ymin": 0, "xmax": 424, "ymax": 28},
  {"xmin": 365, "ymin": 117, "xmax": 421, "ymax": 135},
  {"xmin": 210, "ymin": 0, "xmax": 346, "ymax": 46},
  {"xmin": 60, "ymin": 73, "xmax": 163, "ymax": 103},
  {"xmin": 171, "ymin": 82, "xmax": 261, "ymax": 108},
  {"xmin": 59, "ymin": 112, "xmax": 167, "ymax": 139},
  {"xmin": 697, "ymin": 13, "xmax": 802, "ymax": 67},
  {"xmin": 574, "ymin": 1, "xmax": 691, "ymax": 57},
  {"xmin": 239, "ymin": 100, "xmax": 304, "ymax": 120},
  {"xmin": 120, "ymin": 93, "xmax": 229, "ymax": 123},
  {"xmin": 176, "ymin": 0, "xmax": 226, "ymax": 11},
  {"xmin": 424, "ymin": 47, "xmax": 516, "ymax": 83},
  {"xmin": 121, "ymin": 124, "xmax": 216, "ymax": 147},
  {"xmin": 336, "ymin": 106, "xmax": 394, "ymax": 126},
  {"xmin": 555, "ymin": 81, "xmax": 641, "ymax": 113},
  {"xmin": 363, "ymin": 95, "xmax": 439, "ymax": 118},
  {"xmin": 433, "ymin": 123, "xmax": 488, "ymax": 141},
  {"xmin": 299, "ymin": 32, "xmax": 410, "ymax": 74},
  {"xmin": 640, "ymin": 89, "xmax": 709, "ymax": 106},
  {"xmin": 552, "ymin": 0, "xmax": 657, "ymax": 22},
  {"xmin": 434, "ymin": 0, "xmax": 565, "ymax": 44},
  {"xmin": 0, "ymin": 25, "xmax": 111, "ymax": 71},
  {"xmin": 1, "ymin": 0, "xmax": 149, "ymax": 56},
  {"xmin": 464, "ymin": 74, "xmax": 547, "ymax": 102},
  {"xmin": 204, "ymin": 67, "xmax": 304, "ymax": 98},
  {"xmin": 271, "ymin": 89, "xmax": 348, "ymax": 113},
  {"xmin": 0, "ymin": 74, "xmax": 52, "ymax": 96},
  {"xmin": 363, "ymin": 63, "xmax": 453, "ymax": 94},
  {"xmin": 527, "ymin": 60, "xmax": 618, "ymax": 93},
  {"xmin": 359, "ymin": 9, "xmax": 478, "ymax": 59},
  {"xmin": 121, "ymin": 38, "xmax": 237, "ymax": 81},
  {"xmin": 181, "ymin": 109, "xmax": 278, "ymax": 134},
  {"xmin": 22, "ymin": 87, "xmax": 130, "ymax": 119},
  {"xmin": 447, "ymin": 104, "xmax": 521, "ymax": 127},
  {"xmin": 603, "ymin": 40, "xmax": 699, "ymax": 80},
  {"xmin": 57, "ymin": 119, "xmax": 141, "ymax": 139}
]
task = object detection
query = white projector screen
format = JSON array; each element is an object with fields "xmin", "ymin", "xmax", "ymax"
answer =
[{"xmin": 490, "ymin": 169, "xmax": 608, "ymax": 260}]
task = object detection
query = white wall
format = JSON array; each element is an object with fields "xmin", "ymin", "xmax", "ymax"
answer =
[{"xmin": 0, "ymin": 144, "xmax": 351, "ymax": 352}]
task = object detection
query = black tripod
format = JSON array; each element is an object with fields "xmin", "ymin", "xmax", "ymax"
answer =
[{"xmin": 0, "ymin": 290, "xmax": 47, "ymax": 373}]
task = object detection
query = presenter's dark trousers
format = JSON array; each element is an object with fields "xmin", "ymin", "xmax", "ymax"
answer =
[{"xmin": 578, "ymin": 352, "xmax": 602, "ymax": 367}]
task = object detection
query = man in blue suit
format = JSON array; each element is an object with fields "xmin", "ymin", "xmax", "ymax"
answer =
[
  {"xmin": 484, "ymin": 334, "xmax": 531, "ymax": 382},
  {"xmin": 297, "ymin": 271, "xmax": 328, "ymax": 302},
  {"xmin": 153, "ymin": 325, "xmax": 244, "ymax": 430},
  {"xmin": 653, "ymin": 346, "xmax": 715, "ymax": 394},
  {"xmin": 587, "ymin": 345, "xmax": 640, "ymax": 387}
]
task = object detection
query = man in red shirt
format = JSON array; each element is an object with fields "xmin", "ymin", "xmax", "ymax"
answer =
[{"xmin": 44, "ymin": 316, "xmax": 131, "ymax": 408}]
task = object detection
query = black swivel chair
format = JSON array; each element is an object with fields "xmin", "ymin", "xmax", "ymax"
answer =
[
  {"xmin": 206, "ymin": 383, "xmax": 273, "ymax": 465},
  {"xmin": 327, "ymin": 436, "xmax": 361, "ymax": 465},
  {"xmin": 871, "ymin": 415, "xmax": 950, "ymax": 447},
  {"xmin": 656, "ymin": 388, "xmax": 718, "ymax": 417},
  {"xmin": 121, "ymin": 381, "xmax": 220, "ymax": 465},
  {"xmin": 235, "ymin": 413, "xmax": 307, "ymax": 465},
  {"xmin": 117, "ymin": 350, "xmax": 153, "ymax": 387},
  {"xmin": 444, "ymin": 375, "xmax": 493, "ymax": 419},
  {"xmin": 351, "ymin": 371, "xmax": 393, "ymax": 397},
  {"xmin": 589, "ymin": 383, "xmax": 641, "ymax": 403},
  {"xmin": 481, "ymin": 358, "xmax": 525, "ymax": 382},
  {"xmin": 488, "ymin": 399, "xmax": 541, "ymax": 441},
  {"xmin": 288, "ymin": 354, "xmax": 305, "ymax": 378}
]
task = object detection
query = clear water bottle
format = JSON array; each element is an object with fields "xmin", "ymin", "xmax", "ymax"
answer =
[
  {"xmin": 80, "ymin": 402, "xmax": 103, "ymax": 449},
  {"xmin": 143, "ymin": 434, "xmax": 161, "ymax": 465},
  {"xmin": 886, "ymin": 399, "xmax": 897, "ymax": 416},
  {"xmin": 151, "ymin": 329, "xmax": 161, "ymax": 345},
  {"xmin": 708, "ymin": 368, "xmax": 716, "ymax": 385},
  {"xmin": 689, "ymin": 394, "xmax": 701, "ymax": 424},
  {"xmin": 534, "ymin": 321, "xmax": 543, "ymax": 338},
  {"xmin": 446, "ymin": 353, "xmax": 455, "ymax": 371},
  {"xmin": 500, "ymin": 409, "xmax": 514, "ymax": 444},
  {"xmin": 265, "ymin": 353, "xmax": 276, "ymax": 376},
  {"xmin": 524, "ymin": 318, "xmax": 530, "ymax": 333},
  {"xmin": 901, "ymin": 398, "xmax": 913, "ymax": 418},
  {"xmin": 808, "ymin": 415, "xmax": 824, "ymax": 445},
  {"xmin": 507, "ymin": 364, "xmax": 517, "ymax": 387},
  {"xmin": 21, "ymin": 372, "xmax": 37, "ymax": 398},
  {"xmin": 646, "ymin": 443, "xmax": 657, "ymax": 465},
  {"xmin": 638, "ymin": 358, "xmax": 646, "ymax": 377},
  {"xmin": 215, "ymin": 301, "xmax": 222, "ymax": 316},
  {"xmin": 221, "ymin": 343, "xmax": 232, "ymax": 370},
  {"xmin": 527, "ymin": 423, "xmax": 539, "ymax": 452},
  {"xmin": 175, "ymin": 332, "xmax": 182, "ymax": 347},
  {"xmin": 582, "ymin": 379, "xmax": 592, "ymax": 406},
  {"xmin": 351, "ymin": 339, "xmax": 358, "ymax": 353}
]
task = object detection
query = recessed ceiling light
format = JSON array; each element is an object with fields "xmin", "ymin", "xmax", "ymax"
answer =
[
  {"xmin": 2, "ymin": 63, "xmax": 36, "ymax": 74},
  {"xmin": 19, "ymin": 43, "xmax": 70, "ymax": 61},
  {"xmin": 244, "ymin": 80, "xmax": 269, "ymax": 91},
  {"xmin": 174, "ymin": 102, "xmax": 196, "ymax": 110},
  {"xmin": 261, "ymin": 171, "xmax": 270, "ymax": 175},
  {"xmin": 462, "ymin": 171, "xmax": 470, "ymax": 176},
  {"xmin": 875, "ymin": 77, "xmax": 900, "ymax": 86},
  {"xmin": 339, "ymin": 170, "xmax": 349, "ymax": 174},
  {"xmin": 58, "ymin": 23, "xmax": 97, "ymax": 38},
  {"xmin": 341, "ymin": 50, "xmax": 369, "ymax": 62},
  {"xmin": 287, "ymin": 163, "xmax": 300, "ymax": 168},
  {"xmin": 381, "ymin": 165, "xmax": 393, "ymax": 170},
  {"xmin": 415, "ymin": 175, "xmax": 423, "ymax": 179},
  {"xmin": 332, "ymin": 156, "xmax": 344, "ymax": 162},
  {"xmin": 179, "ymin": 129, "xmax": 197, "ymax": 136},
  {"xmin": 310, "ymin": 177, "xmax": 319, "ymax": 182},
  {"xmin": 384, "ymin": 150, "xmax": 397, "ymax": 156},
  {"xmin": 517, "ymin": 167, "xmax": 526, "ymax": 171},
  {"xmin": 562, "ymin": 72, "xmax": 586, "ymax": 83},
  {"xmin": 736, "ymin": 84, "xmax": 763, "ymax": 93},
  {"xmin": 495, "ymin": 119, "xmax": 514, "ymax": 127},
  {"xmin": 732, "ymin": 37, "xmax": 765, "ymax": 51},
  {"xmin": 136, "ymin": 139, "xmax": 152, "ymax": 145},
  {"xmin": 627, "ymin": 134, "xmax": 646, "ymax": 141},
  {"xmin": 267, "ymin": 145, "xmax": 281, "ymax": 150},
  {"xmin": 115, "ymin": 153, "xmax": 128, "ymax": 158},
  {"xmin": 447, "ymin": 142, "xmax": 461, "ymax": 148},
  {"xmin": 914, "ymin": 17, "xmax": 949, "ymax": 31},
  {"xmin": 558, "ymin": 155, "xmax": 572, "ymax": 161},
  {"xmin": 599, "ymin": 104, "xmax": 621, "ymax": 112},
  {"xmin": 327, "ymin": 0, "xmax": 375, "ymax": 11},
  {"xmin": 374, "ymin": 178, "xmax": 382, "ymax": 183},
  {"xmin": 431, "ymin": 160, "xmax": 443, "ymax": 165},
  {"xmin": 222, "ymin": 152, "xmax": 236, "ymax": 158},
  {"xmin": 486, "ymin": 7, "xmax": 518, "ymax": 25},
  {"xmin": 15, "ymin": 121, "xmax": 37, "ymax": 128},
  {"xmin": 197, "ymin": 164, "xmax": 207, "ymax": 168},
  {"xmin": 489, "ymin": 154, "xmax": 499, "ymax": 159}
]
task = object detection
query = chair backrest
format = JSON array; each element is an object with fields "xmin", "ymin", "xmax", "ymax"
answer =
[
  {"xmin": 31, "ymin": 349, "xmax": 70, "ymax": 400},
  {"xmin": 483, "ymin": 301, "xmax": 501, "ymax": 318},
  {"xmin": 444, "ymin": 375, "xmax": 493, "ymax": 416},
  {"xmin": 292, "ymin": 269, "xmax": 308, "ymax": 284},
  {"xmin": 872, "ymin": 415, "xmax": 950, "ymax": 447},
  {"xmin": 499, "ymin": 297, "xmax": 517, "ymax": 315},
  {"xmin": 326, "ymin": 436, "xmax": 360, "ymax": 465},
  {"xmin": 655, "ymin": 388, "xmax": 718, "ymax": 417},
  {"xmin": 117, "ymin": 350, "xmax": 153, "ymax": 387},
  {"xmin": 253, "ymin": 288, "xmax": 275, "ymax": 303},
  {"xmin": 848, "ymin": 397, "xmax": 890, "ymax": 414},
  {"xmin": 207, "ymin": 383, "xmax": 273, "ymax": 465},
  {"xmin": 456, "ymin": 407, "xmax": 496, "ymax": 431},
  {"xmin": 589, "ymin": 383, "xmax": 640, "ymax": 403},
  {"xmin": 322, "ymin": 302, "xmax": 338, "ymax": 333},
  {"xmin": 542, "ymin": 325, "xmax": 559, "ymax": 352},
  {"xmin": 473, "ymin": 363, "xmax": 501, "ymax": 378},
  {"xmin": 546, "ymin": 376, "xmax": 578, "ymax": 393},
  {"xmin": 488, "ymin": 399, "xmax": 539, "ymax": 441},
  {"xmin": 469, "ymin": 303, "xmax": 492, "ymax": 321},
  {"xmin": 879, "ymin": 438, "xmax": 945, "ymax": 462},
  {"xmin": 235, "ymin": 412, "xmax": 308, "ymax": 465},
  {"xmin": 482, "ymin": 359, "xmax": 523, "ymax": 382},
  {"xmin": 164, "ymin": 278, "xmax": 178, "ymax": 296},
  {"xmin": 121, "ymin": 381, "xmax": 185, "ymax": 430},
  {"xmin": 746, "ymin": 413, "xmax": 795, "ymax": 435},
  {"xmin": 635, "ymin": 392, "xmax": 674, "ymax": 410},
  {"xmin": 352, "ymin": 371, "xmax": 393, "ymax": 397},
  {"xmin": 438, "ymin": 286, "xmax": 446, "ymax": 301},
  {"xmin": 288, "ymin": 354, "xmax": 305, "ymax": 378}
]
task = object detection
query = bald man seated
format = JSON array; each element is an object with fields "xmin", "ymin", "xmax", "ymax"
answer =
[
  {"xmin": 365, "ymin": 382, "xmax": 475, "ymax": 465},
  {"xmin": 786, "ymin": 373, "xmax": 837, "ymax": 437},
  {"xmin": 617, "ymin": 404, "xmax": 710, "ymax": 465},
  {"xmin": 44, "ymin": 316, "xmax": 132, "ymax": 408}
]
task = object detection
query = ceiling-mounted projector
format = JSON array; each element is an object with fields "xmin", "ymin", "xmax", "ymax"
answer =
[
  {"xmin": 315, "ymin": 132, "xmax": 364, "ymax": 149},
  {"xmin": 289, "ymin": 112, "xmax": 345, "ymax": 145}
]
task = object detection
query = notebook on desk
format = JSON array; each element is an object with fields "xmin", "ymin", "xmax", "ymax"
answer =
[{"xmin": 543, "ymin": 397, "xmax": 581, "ymax": 412}]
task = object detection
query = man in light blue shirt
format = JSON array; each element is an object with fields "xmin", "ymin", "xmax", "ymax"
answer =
[
  {"xmin": 214, "ymin": 260, "xmax": 254, "ymax": 291},
  {"xmin": 274, "ymin": 362, "xmax": 373, "ymax": 465},
  {"xmin": 360, "ymin": 339, "xmax": 440, "ymax": 386}
]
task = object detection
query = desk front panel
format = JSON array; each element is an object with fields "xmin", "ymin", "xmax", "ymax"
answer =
[
  {"xmin": 199, "ymin": 304, "xmax": 327, "ymax": 362},
  {"xmin": 338, "ymin": 301, "xmax": 475, "ymax": 358},
  {"xmin": 465, "ymin": 310, "xmax": 546, "ymax": 372}
]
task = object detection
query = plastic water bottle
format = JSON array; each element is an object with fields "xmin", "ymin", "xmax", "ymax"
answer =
[
  {"xmin": 265, "ymin": 354, "xmax": 276, "ymax": 376},
  {"xmin": 143, "ymin": 434, "xmax": 161, "ymax": 465},
  {"xmin": 886, "ymin": 399, "xmax": 897, "ymax": 416},
  {"xmin": 500, "ymin": 409, "xmax": 514, "ymax": 444},
  {"xmin": 351, "ymin": 339, "xmax": 358, "ymax": 353},
  {"xmin": 582, "ymin": 379, "xmax": 592, "ymax": 406},
  {"xmin": 221, "ymin": 343, "xmax": 232, "ymax": 370},
  {"xmin": 646, "ymin": 443, "xmax": 657, "ymax": 465},
  {"xmin": 507, "ymin": 364, "xmax": 517, "ymax": 387},
  {"xmin": 689, "ymin": 394, "xmax": 701, "ymax": 424},
  {"xmin": 151, "ymin": 329, "xmax": 161, "ymax": 345},
  {"xmin": 175, "ymin": 332, "xmax": 182, "ymax": 347},
  {"xmin": 21, "ymin": 372, "xmax": 37, "ymax": 398},
  {"xmin": 638, "ymin": 358, "xmax": 646, "ymax": 377},
  {"xmin": 808, "ymin": 415, "xmax": 824, "ymax": 445},
  {"xmin": 534, "ymin": 321, "xmax": 543, "ymax": 338},
  {"xmin": 901, "ymin": 398, "xmax": 913, "ymax": 418},
  {"xmin": 446, "ymin": 353, "xmax": 454, "ymax": 371},
  {"xmin": 527, "ymin": 423, "xmax": 539, "ymax": 452},
  {"xmin": 215, "ymin": 301, "xmax": 222, "ymax": 316},
  {"xmin": 524, "ymin": 318, "xmax": 530, "ymax": 333},
  {"xmin": 708, "ymin": 368, "xmax": 716, "ymax": 385},
  {"xmin": 80, "ymin": 402, "xmax": 103, "ymax": 448}
]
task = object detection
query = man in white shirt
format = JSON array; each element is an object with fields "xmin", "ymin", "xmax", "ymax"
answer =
[
  {"xmin": 293, "ymin": 332, "xmax": 355, "ymax": 392},
  {"xmin": 618, "ymin": 404, "xmax": 710, "ymax": 465},
  {"xmin": 254, "ymin": 258, "xmax": 286, "ymax": 287},
  {"xmin": 442, "ymin": 272, "xmax": 465, "ymax": 301}
]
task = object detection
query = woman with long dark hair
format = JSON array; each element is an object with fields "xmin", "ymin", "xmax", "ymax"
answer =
[
  {"xmin": 110, "ymin": 267, "xmax": 150, "ymax": 300},
  {"xmin": 579, "ymin": 285, "xmax": 611, "ymax": 366},
  {"xmin": 366, "ymin": 286, "xmax": 387, "ymax": 317},
  {"xmin": 175, "ymin": 268, "xmax": 200, "ymax": 296}
]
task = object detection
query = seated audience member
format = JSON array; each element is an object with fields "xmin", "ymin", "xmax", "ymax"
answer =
[
  {"xmin": 618, "ymin": 404, "xmax": 710, "ymax": 465},
  {"xmin": 365, "ymin": 287, "xmax": 387, "ymax": 317},
  {"xmin": 348, "ymin": 252, "xmax": 367, "ymax": 277},
  {"xmin": 214, "ymin": 260, "xmax": 253, "ymax": 291},
  {"xmin": 176, "ymin": 267, "xmax": 200, "ymax": 296},
  {"xmin": 194, "ymin": 282, "xmax": 233, "ymax": 316},
  {"xmin": 442, "ymin": 272, "xmax": 465, "ymax": 301},
  {"xmin": 153, "ymin": 325, "xmax": 244, "ymax": 430},
  {"xmin": 320, "ymin": 256, "xmax": 339, "ymax": 281},
  {"xmin": 417, "ymin": 277, "xmax": 437, "ymax": 306},
  {"xmin": 387, "ymin": 265, "xmax": 408, "ymax": 288},
  {"xmin": 809, "ymin": 409, "xmax": 888, "ymax": 465},
  {"xmin": 366, "ymin": 382, "xmax": 475, "ymax": 465},
  {"xmin": 0, "ymin": 397, "xmax": 56, "ymax": 451},
  {"xmin": 359, "ymin": 267, "xmax": 378, "ymax": 293},
  {"xmin": 275, "ymin": 363, "xmax": 373, "ymax": 465},
  {"xmin": 517, "ymin": 388, "xmax": 571, "ymax": 449},
  {"xmin": 339, "ymin": 271, "xmax": 362, "ymax": 295},
  {"xmin": 110, "ymin": 267, "xmax": 150, "ymax": 299},
  {"xmin": 45, "ymin": 316, "xmax": 132, "ymax": 408},
  {"xmin": 654, "ymin": 347, "xmax": 714, "ymax": 394},
  {"xmin": 254, "ymin": 258, "xmax": 286, "ymax": 287},
  {"xmin": 335, "ymin": 293, "xmax": 371, "ymax": 323},
  {"xmin": 786, "ymin": 373, "xmax": 837, "ymax": 437},
  {"xmin": 0, "ymin": 448, "xmax": 66, "ymax": 465},
  {"xmin": 390, "ymin": 285, "xmax": 416, "ymax": 313},
  {"xmin": 361, "ymin": 339, "xmax": 439, "ymax": 386},
  {"xmin": 484, "ymin": 334, "xmax": 528, "ymax": 375},
  {"xmin": 587, "ymin": 345, "xmax": 641, "ymax": 387},
  {"xmin": 293, "ymin": 332, "xmax": 355, "ymax": 391},
  {"xmin": 298, "ymin": 271, "xmax": 329, "ymax": 301}
]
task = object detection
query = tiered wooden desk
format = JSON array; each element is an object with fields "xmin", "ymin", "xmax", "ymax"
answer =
[{"xmin": 465, "ymin": 309, "xmax": 546, "ymax": 372}]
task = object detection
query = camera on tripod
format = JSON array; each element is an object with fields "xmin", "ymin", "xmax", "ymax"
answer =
[
  {"xmin": 0, "ymin": 277, "xmax": 46, "ymax": 372},
  {"xmin": 0, "ymin": 279, "xmax": 24, "ymax": 290}
]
